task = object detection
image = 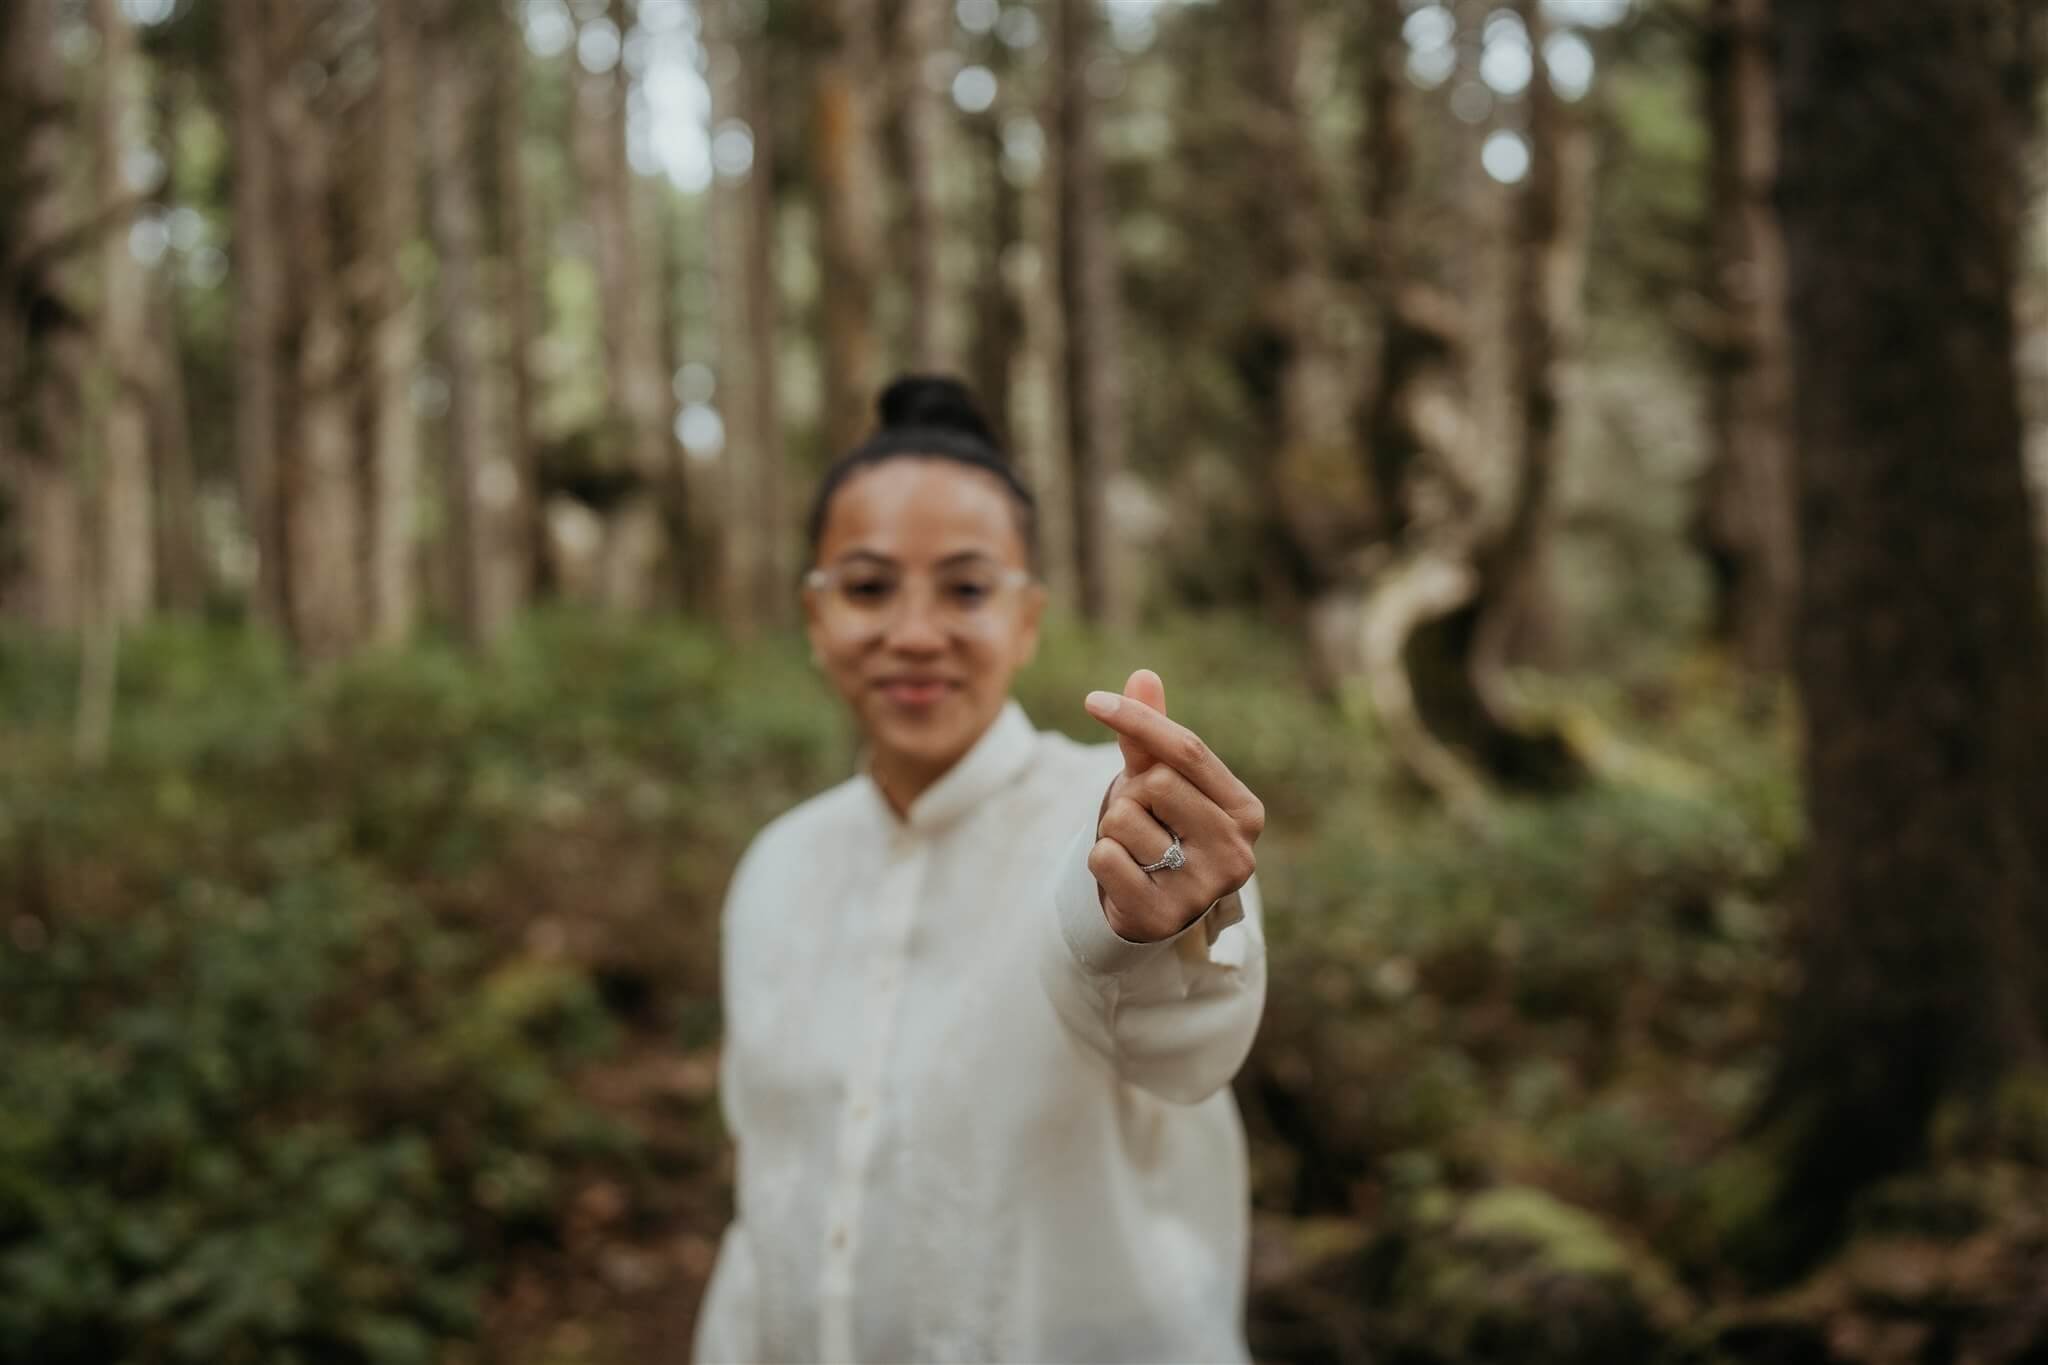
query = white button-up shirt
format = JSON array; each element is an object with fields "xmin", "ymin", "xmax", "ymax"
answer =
[{"xmin": 693, "ymin": 700, "xmax": 1268, "ymax": 1363}]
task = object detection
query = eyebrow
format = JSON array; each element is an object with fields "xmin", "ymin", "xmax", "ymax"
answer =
[{"xmin": 830, "ymin": 550, "xmax": 1006, "ymax": 571}]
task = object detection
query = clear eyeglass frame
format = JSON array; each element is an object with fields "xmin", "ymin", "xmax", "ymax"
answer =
[{"xmin": 802, "ymin": 563, "xmax": 1035, "ymax": 637}]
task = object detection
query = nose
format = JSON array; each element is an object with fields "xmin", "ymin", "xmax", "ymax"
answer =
[{"xmin": 879, "ymin": 582, "xmax": 949, "ymax": 653}]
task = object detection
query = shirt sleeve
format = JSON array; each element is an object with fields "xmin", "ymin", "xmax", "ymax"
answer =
[{"xmin": 1036, "ymin": 819, "xmax": 1268, "ymax": 1106}]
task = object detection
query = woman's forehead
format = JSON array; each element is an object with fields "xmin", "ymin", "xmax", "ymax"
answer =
[{"xmin": 818, "ymin": 460, "xmax": 1027, "ymax": 559}]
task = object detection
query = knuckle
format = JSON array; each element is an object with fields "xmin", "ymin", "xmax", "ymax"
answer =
[
  {"xmin": 1240, "ymin": 798, "xmax": 1267, "ymax": 839},
  {"xmin": 1212, "ymin": 843, "xmax": 1254, "ymax": 889},
  {"xmin": 1086, "ymin": 838, "xmax": 1122, "ymax": 879},
  {"xmin": 1103, "ymin": 796, "xmax": 1146, "ymax": 834},
  {"xmin": 1176, "ymin": 731, "xmax": 1211, "ymax": 771}
]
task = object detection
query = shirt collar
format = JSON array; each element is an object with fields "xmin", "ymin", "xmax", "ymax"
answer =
[{"xmin": 866, "ymin": 699, "xmax": 1039, "ymax": 836}]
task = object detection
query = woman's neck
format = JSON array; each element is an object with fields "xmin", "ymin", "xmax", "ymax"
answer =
[{"xmin": 868, "ymin": 751, "xmax": 949, "ymax": 820}]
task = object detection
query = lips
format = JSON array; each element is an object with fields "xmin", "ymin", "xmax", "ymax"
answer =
[{"xmin": 875, "ymin": 677, "xmax": 956, "ymax": 707}]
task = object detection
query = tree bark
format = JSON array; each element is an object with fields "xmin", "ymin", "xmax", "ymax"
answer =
[
  {"xmin": 892, "ymin": 0, "xmax": 947, "ymax": 368},
  {"xmin": 1244, "ymin": 0, "xmax": 1341, "ymax": 602},
  {"xmin": 971, "ymin": 95, "xmax": 1023, "ymax": 451},
  {"xmin": 1696, "ymin": 0, "xmax": 1796, "ymax": 676},
  {"xmin": 226, "ymin": 0, "xmax": 285, "ymax": 627},
  {"xmin": 1473, "ymin": 0, "xmax": 1591, "ymax": 685},
  {"xmin": 426, "ymin": 6, "xmax": 523, "ymax": 646},
  {"xmin": 572, "ymin": 2, "xmax": 674, "ymax": 608},
  {"xmin": 0, "ymin": 0, "xmax": 86, "ymax": 631},
  {"xmin": 746, "ymin": 65, "xmax": 787, "ymax": 623},
  {"xmin": 149, "ymin": 261, "xmax": 203, "ymax": 613},
  {"xmin": 92, "ymin": 0, "xmax": 155, "ymax": 626},
  {"xmin": 273, "ymin": 28, "xmax": 363, "ymax": 665},
  {"xmin": 1357, "ymin": 0, "xmax": 1449, "ymax": 541},
  {"xmin": 709, "ymin": 0, "xmax": 790, "ymax": 629},
  {"xmin": 495, "ymin": 8, "xmax": 542, "ymax": 607},
  {"xmin": 1759, "ymin": 0, "xmax": 2048, "ymax": 1275},
  {"xmin": 1055, "ymin": 0, "xmax": 1130, "ymax": 627},
  {"xmin": 365, "ymin": 0, "xmax": 424, "ymax": 647},
  {"xmin": 708, "ymin": 0, "xmax": 758, "ymax": 631},
  {"xmin": 813, "ymin": 0, "xmax": 884, "ymax": 454}
]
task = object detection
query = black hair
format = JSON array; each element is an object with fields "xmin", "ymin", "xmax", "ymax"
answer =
[{"xmin": 805, "ymin": 375, "xmax": 1040, "ymax": 570}]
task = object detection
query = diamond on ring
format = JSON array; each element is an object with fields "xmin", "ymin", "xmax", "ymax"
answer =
[{"xmin": 1139, "ymin": 835, "xmax": 1186, "ymax": 874}]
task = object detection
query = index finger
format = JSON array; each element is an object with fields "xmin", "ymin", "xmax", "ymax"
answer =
[{"xmin": 1082, "ymin": 690, "xmax": 1258, "ymax": 819}]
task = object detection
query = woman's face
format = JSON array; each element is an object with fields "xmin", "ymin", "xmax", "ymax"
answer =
[{"xmin": 806, "ymin": 458, "xmax": 1045, "ymax": 792}]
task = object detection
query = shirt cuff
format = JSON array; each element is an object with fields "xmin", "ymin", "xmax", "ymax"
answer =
[{"xmin": 1053, "ymin": 826, "xmax": 1242, "ymax": 976}]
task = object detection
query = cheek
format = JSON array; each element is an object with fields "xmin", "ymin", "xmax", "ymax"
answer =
[
  {"xmin": 815, "ymin": 631, "xmax": 872, "ymax": 701},
  {"xmin": 959, "ymin": 629, "xmax": 1025, "ymax": 694}
]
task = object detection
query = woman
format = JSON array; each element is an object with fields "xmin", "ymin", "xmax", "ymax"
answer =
[{"xmin": 694, "ymin": 376, "xmax": 1269, "ymax": 1363}]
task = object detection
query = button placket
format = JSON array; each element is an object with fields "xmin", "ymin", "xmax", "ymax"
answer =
[{"xmin": 818, "ymin": 837, "xmax": 927, "ymax": 1363}]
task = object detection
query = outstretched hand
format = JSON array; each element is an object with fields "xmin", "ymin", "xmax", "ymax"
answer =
[{"xmin": 1083, "ymin": 670, "xmax": 1265, "ymax": 944}]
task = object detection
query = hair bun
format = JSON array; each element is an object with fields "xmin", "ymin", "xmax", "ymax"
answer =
[{"xmin": 876, "ymin": 374, "xmax": 999, "ymax": 447}]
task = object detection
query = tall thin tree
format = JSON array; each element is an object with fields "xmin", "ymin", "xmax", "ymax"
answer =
[
  {"xmin": 1696, "ymin": 0, "xmax": 1795, "ymax": 676},
  {"xmin": 891, "ymin": 0, "xmax": 948, "ymax": 368},
  {"xmin": 1054, "ymin": 0, "xmax": 1129, "ymax": 627},
  {"xmin": 226, "ymin": 0, "xmax": 284, "ymax": 626},
  {"xmin": 0, "ymin": 0, "xmax": 86, "ymax": 631},
  {"xmin": 92, "ymin": 0, "xmax": 155, "ymax": 626},
  {"xmin": 813, "ymin": 0, "xmax": 884, "ymax": 454},
  {"xmin": 366, "ymin": 0, "xmax": 425, "ymax": 646}
]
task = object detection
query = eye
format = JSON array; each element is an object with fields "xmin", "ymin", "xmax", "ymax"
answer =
[
  {"xmin": 843, "ymin": 577, "xmax": 896, "ymax": 604},
  {"xmin": 945, "ymin": 580, "xmax": 996, "ymax": 606}
]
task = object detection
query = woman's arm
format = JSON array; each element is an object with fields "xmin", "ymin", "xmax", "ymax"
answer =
[
  {"xmin": 1036, "ymin": 671, "xmax": 1269, "ymax": 1104},
  {"xmin": 1038, "ymin": 823, "xmax": 1267, "ymax": 1104}
]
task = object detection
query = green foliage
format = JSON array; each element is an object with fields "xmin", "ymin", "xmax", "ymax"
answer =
[
  {"xmin": 0, "ymin": 611, "xmax": 1819, "ymax": 1362},
  {"xmin": 0, "ymin": 614, "xmax": 846, "ymax": 1363}
]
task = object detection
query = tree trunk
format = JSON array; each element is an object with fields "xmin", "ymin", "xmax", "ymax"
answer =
[
  {"xmin": 495, "ymin": 9, "xmax": 542, "ymax": 607},
  {"xmin": 1245, "ymin": 0, "xmax": 1339, "ymax": 603},
  {"xmin": 92, "ymin": 0, "xmax": 155, "ymax": 626},
  {"xmin": 709, "ymin": 0, "xmax": 789, "ymax": 630},
  {"xmin": 746, "ymin": 64, "xmax": 787, "ymax": 623},
  {"xmin": 971, "ymin": 95, "xmax": 1023, "ymax": 451},
  {"xmin": 709, "ymin": 0, "xmax": 758, "ymax": 631},
  {"xmin": 0, "ymin": 0, "xmax": 86, "ymax": 631},
  {"xmin": 1055, "ymin": 0, "xmax": 1130, "ymax": 627},
  {"xmin": 1358, "ymin": 0, "xmax": 1428, "ymax": 534},
  {"xmin": 1696, "ymin": 0, "xmax": 1796, "ymax": 676},
  {"xmin": 150, "ymin": 264, "xmax": 204, "ymax": 613},
  {"xmin": 426, "ymin": 8, "xmax": 523, "ymax": 647},
  {"xmin": 813, "ymin": 0, "xmax": 883, "ymax": 454},
  {"xmin": 273, "ymin": 34, "xmax": 363, "ymax": 665},
  {"xmin": 1473, "ymin": 0, "xmax": 1590, "ymax": 685},
  {"xmin": 366, "ymin": 0, "xmax": 424, "ymax": 647},
  {"xmin": 573, "ymin": 2, "xmax": 674, "ymax": 608},
  {"xmin": 226, "ymin": 0, "xmax": 285, "ymax": 627},
  {"xmin": 1758, "ymin": 0, "xmax": 2048, "ymax": 1275},
  {"xmin": 892, "ymin": 0, "xmax": 947, "ymax": 368}
]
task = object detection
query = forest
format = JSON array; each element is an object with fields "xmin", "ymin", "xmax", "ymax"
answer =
[{"xmin": 3, "ymin": 0, "xmax": 2048, "ymax": 1360}]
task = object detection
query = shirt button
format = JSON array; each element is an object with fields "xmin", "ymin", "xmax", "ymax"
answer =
[
  {"xmin": 831, "ymin": 1225, "xmax": 848, "ymax": 1250},
  {"xmin": 853, "ymin": 1099, "xmax": 871, "ymax": 1120}
]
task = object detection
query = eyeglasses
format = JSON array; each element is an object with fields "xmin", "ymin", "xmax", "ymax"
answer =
[{"xmin": 803, "ymin": 560, "xmax": 1034, "ymax": 636}]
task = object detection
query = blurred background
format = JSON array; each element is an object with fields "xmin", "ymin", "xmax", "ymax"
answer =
[{"xmin": 4, "ymin": 0, "xmax": 2048, "ymax": 1360}]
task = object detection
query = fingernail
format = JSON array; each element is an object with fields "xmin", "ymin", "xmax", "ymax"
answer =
[{"xmin": 1085, "ymin": 690, "xmax": 1121, "ymax": 717}]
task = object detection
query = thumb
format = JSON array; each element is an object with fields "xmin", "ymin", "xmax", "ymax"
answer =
[{"xmin": 1118, "ymin": 668, "xmax": 1166, "ymax": 774}]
